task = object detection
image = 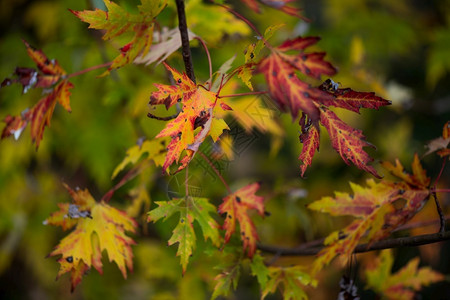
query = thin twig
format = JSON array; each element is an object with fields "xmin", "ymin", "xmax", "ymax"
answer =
[
  {"xmin": 214, "ymin": 3, "xmax": 271, "ymax": 49},
  {"xmin": 258, "ymin": 231, "xmax": 450, "ymax": 256},
  {"xmin": 194, "ymin": 37, "xmax": 212, "ymax": 89},
  {"xmin": 101, "ymin": 161, "xmax": 147, "ymax": 202},
  {"xmin": 185, "ymin": 166, "xmax": 189, "ymax": 197},
  {"xmin": 175, "ymin": 0, "xmax": 195, "ymax": 83},
  {"xmin": 66, "ymin": 62, "xmax": 112, "ymax": 79},
  {"xmin": 198, "ymin": 151, "xmax": 231, "ymax": 193},
  {"xmin": 432, "ymin": 158, "xmax": 447, "ymax": 232}
]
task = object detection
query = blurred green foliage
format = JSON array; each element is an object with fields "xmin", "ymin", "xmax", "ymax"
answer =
[{"xmin": 0, "ymin": 0, "xmax": 449, "ymax": 299}]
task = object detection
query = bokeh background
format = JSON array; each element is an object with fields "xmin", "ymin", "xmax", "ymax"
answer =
[{"xmin": 0, "ymin": 0, "xmax": 449, "ymax": 299}]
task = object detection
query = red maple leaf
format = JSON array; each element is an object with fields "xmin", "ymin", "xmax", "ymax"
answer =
[{"xmin": 218, "ymin": 182, "xmax": 265, "ymax": 257}]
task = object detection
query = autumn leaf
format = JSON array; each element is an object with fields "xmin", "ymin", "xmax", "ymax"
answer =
[
  {"xmin": 255, "ymin": 35, "xmax": 390, "ymax": 176},
  {"xmin": 71, "ymin": 0, "xmax": 166, "ymax": 75},
  {"xmin": 1, "ymin": 40, "xmax": 67, "ymax": 93},
  {"xmin": 45, "ymin": 184, "xmax": 137, "ymax": 292},
  {"xmin": 257, "ymin": 37, "xmax": 336, "ymax": 120},
  {"xmin": 365, "ymin": 249, "xmax": 444, "ymax": 300},
  {"xmin": 112, "ymin": 137, "xmax": 169, "ymax": 178},
  {"xmin": 319, "ymin": 107, "xmax": 380, "ymax": 178},
  {"xmin": 148, "ymin": 196, "xmax": 221, "ymax": 273},
  {"xmin": 218, "ymin": 182, "xmax": 265, "ymax": 257},
  {"xmin": 150, "ymin": 63, "xmax": 229, "ymax": 173},
  {"xmin": 424, "ymin": 121, "xmax": 450, "ymax": 158},
  {"xmin": 1, "ymin": 41, "xmax": 74, "ymax": 148},
  {"xmin": 261, "ymin": 265, "xmax": 316, "ymax": 300},
  {"xmin": 308, "ymin": 155, "xmax": 430, "ymax": 275},
  {"xmin": 2, "ymin": 79, "xmax": 74, "ymax": 148},
  {"xmin": 211, "ymin": 246, "xmax": 242, "ymax": 300}
]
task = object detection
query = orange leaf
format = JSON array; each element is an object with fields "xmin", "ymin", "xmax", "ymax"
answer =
[
  {"xmin": 218, "ymin": 183, "xmax": 265, "ymax": 257},
  {"xmin": 150, "ymin": 63, "xmax": 229, "ymax": 173},
  {"xmin": 30, "ymin": 80, "xmax": 74, "ymax": 148},
  {"xmin": 45, "ymin": 184, "xmax": 137, "ymax": 291},
  {"xmin": 23, "ymin": 39, "xmax": 66, "ymax": 76}
]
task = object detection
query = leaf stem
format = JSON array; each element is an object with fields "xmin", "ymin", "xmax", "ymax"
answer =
[
  {"xmin": 218, "ymin": 91, "xmax": 268, "ymax": 98},
  {"xmin": 101, "ymin": 161, "xmax": 147, "ymax": 202},
  {"xmin": 194, "ymin": 37, "xmax": 212, "ymax": 89},
  {"xmin": 66, "ymin": 62, "xmax": 112, "ymax": 79},
  {"xmin": 175, "ymin": 0, "xmax": 196, "ymax": 83},
  {"xmin": 214, "ymin": 3, "xmax": 271, "ymax": 49},
  {"xmin": 185, "ymin": 166, "xmax": 189, "ymax": 197},
  {"xmin": 198, "ymin": 151, "xmax": 231, "ymax": 194},
  {"xmin": 431, "ymin": 158, "xmax": 447, "ymax": 232}
]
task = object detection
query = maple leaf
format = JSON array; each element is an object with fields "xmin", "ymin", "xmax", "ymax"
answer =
[
  {"xmin": 150, "ymin": 63, "xmax": 229, "ymax": 173},
  {"xmin": 2, "ymin": 79, "xmax": 74, "ymax": 148},
  {"xmin": 71, "ymin": 0, "xmax": 166, "ymax": 75},
  {"xmin": 1, "ymin": 41, "xmax": 74, "ymax": 148},
  {"xmin": 211, "ymin": 245, "xmax": 243, "ymax": 300},
  {"xmin": 148, "ymin": 196, "xmax": 221, "ymax": 273},
  {"xmin": 45, "ymin": 184, "xmax": 137, "ymax": 292},
  {"xmin": 261, "ymin": 265, "xmax": 316, "ymax": 300},
  {"xmin": 365, "ymin": 250, "xmax": 444, "ymax": 300},
  {"xmin": 257, "ymin": 37, "xmax": 336, "ymax": 120},
  {"xmin": 319, "ymin": 107, "xmax": 380, "ymax": 178},
  {"xmin": 424, "ymin": 121, "xmax": 450, "ymax": 158},
  {"xmin": 218, "ymin": 182, "xmax": 265, "ymax": 257},
  {"xmin": 112, "ymin": 137, "xmax": 169, "ymax": 178},
  {"xmin": 1, "ymin": 40, "xmax": 67, "ymax": 93},
  {"xmin": 255, "ymin": 34, "xmax": 390, "ymax": 176},
  {"xmin": 308, "ymin": 155, "xmax": 430, "ymax": 275}
]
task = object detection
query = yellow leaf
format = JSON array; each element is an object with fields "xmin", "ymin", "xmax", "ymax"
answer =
[{"xmin": 46, "ymin": 185, "xmax": 137, "ymax": 291}]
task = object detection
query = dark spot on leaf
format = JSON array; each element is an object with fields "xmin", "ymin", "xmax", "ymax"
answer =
[
  {"xmin": 250, "ymin": 53, "xmax": 254, "ymax": 59},
  {"xmin": 180, "ymin": 218, "xmax": 184, "ymax": 223},
  {"xmin": 184, "ymin": 118, "xmax": 187, "ymax": 122},
  {"xmin": 272, "ymin": 71, "xmax": 277, "ymax": 77},
  {"xmin": 288, "ymin": 73, "xmax": 294, "ymax": 78},
  {"xmin": 241, "ymin": 231, "xmax": 245, "ymax": 236},
  {"xmin": 66, "ymin": 256, "xmax": 73, "ymax": 263},
  {"xmin": 236, "ymin": 196, "xmax": 241, "ymax": 203},
  {"xmin": 301, "ymin": 55, "xmax": 307, "ymax": 61},
  {"xmin": 177, "ymin": 79, "xmax": 182, "ymax": 84},
  {"xmin": 246, "ymin": 237, "xmax": 250, "ymax": 240},
  {"xmin": 399, "ymin": 189, "xmax": 405, "ymax": 195},
  {"xmin": 264, "ymin": 211, "xmax": 271, "ymax": 216},
  {"xmin": 303, "ymin": 92, "xmax": 310, "ymax": 98},
  {"xmin": 177, "ymin": 98, "xmax": 182, "ymax": 102},
  {"xmin": 228, "ymin": 215, "xmax": 232, "ymax": 219},
  {"xmin": 304, "ymin": 68, "xmax": 311, "ymax": 75}
]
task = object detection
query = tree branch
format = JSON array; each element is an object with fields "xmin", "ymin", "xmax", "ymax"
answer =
[
  {"xmin": 258, "ymin": 231, "xmax": 450, "ymax": 256},
  {"xmin": 175, "ymin": 0, "xmax": 196, "ymax": 83}
]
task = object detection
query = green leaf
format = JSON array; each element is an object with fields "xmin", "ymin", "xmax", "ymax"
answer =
[
  {"xmin": 250, "ymin": 253, "xmax": 270, "ymax": 288},
  {"xmin": 147, "ymin": 196, "xmax": 221, "ymax": 272},
  {"xmin": 262, "ymin": 265, "xmax": 315, "ymax": 300}
]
